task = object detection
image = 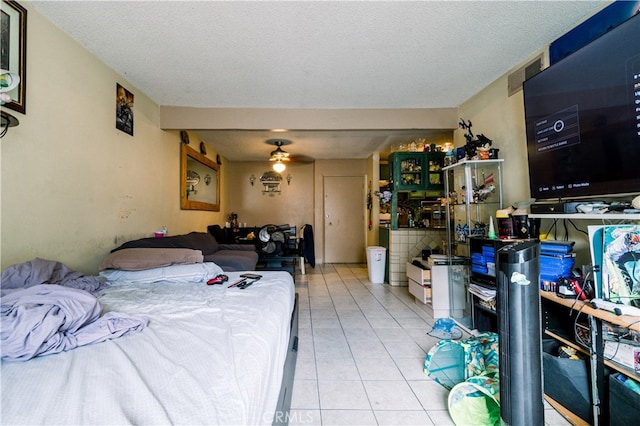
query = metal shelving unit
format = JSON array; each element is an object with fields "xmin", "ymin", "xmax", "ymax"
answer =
[{"xmin": 443, "ymin": 159, "xmax": 504, "ymax": 329}]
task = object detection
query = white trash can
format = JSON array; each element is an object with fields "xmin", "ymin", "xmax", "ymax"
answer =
[{"xmin": 367, "ymin": 246, "xmax": 387, "ymax": 284}]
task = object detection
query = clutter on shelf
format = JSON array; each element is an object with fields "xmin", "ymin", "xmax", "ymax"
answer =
[{"xmin": 458, "ymin": 118, "xmax": 498, "ymax": 161}]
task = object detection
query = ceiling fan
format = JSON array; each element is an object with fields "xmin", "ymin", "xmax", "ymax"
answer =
[
  {"xmin": 266, "ymin": 139, "xmax": 314, "ymax": 162},
  {"xmin": 266, "ymin": 139, "xmax": 291, "ymax": 172},
  {"xmin": 267, "ymin": 139, "xmax": 291, "ymax": 162},
  {"xmin": 266, "ymin": 139, "xmax": 313, "ymax": 172}
]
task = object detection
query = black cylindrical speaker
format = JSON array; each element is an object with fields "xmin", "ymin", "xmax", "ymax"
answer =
[{"xmin": 497, "ymin": 240, "xmax": 544, "ymax": 426}]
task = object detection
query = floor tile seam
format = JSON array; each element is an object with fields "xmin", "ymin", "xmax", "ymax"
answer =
[
  {"xmin": 327, "ymin": 292, "xmax": 360, "ymax": 310},
  {"xmin": 355, "ymin": 280, "xmax": 418, "ymax": 332},
  {"xmin": 317, "ymin": 393, "xmax": 374, "ymax": 412},
  {"xmin": 344, "ymin": 333, "xmax": 396, "ymax": 365},
  {"xmin": 300, "ymin": 283, "xmax": 323, "ymax": 388},
  {"xmin": 406, "ymin": 380, "xmax": 445, "ymax": 414},
  {"xmin": 359, "ymin": 379, "xmax": 422, "ymax": 414},
  {"xmin": 320, "ymin": 408, "xmax": 429, "ymax": 412},
  {"xmin": 325, "ymin": 280, "xmax": 371, "ymax": 333},
  {"xmin": 424, "ymin": 409, "xmax": 454, "ymax": 426}
]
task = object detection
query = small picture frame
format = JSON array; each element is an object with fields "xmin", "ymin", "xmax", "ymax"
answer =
[{"xmin": 115, "ymin": 83, "xmax": 134, "ymax": 136}]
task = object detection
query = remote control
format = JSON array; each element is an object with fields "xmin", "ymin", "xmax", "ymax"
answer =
[{"xmin": 591, "ymin": 298, "xmax": 640, "ymax": 317}]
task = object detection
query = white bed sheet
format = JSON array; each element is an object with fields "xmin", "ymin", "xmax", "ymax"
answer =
[{"xmin": 1, "ymin": 271, "xmax": 295, "ymax": 425}]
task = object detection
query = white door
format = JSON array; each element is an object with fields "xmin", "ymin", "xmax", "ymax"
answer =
[{"xmin": 324, "ymin": 176, "xmax": 366, "ymax": 263}]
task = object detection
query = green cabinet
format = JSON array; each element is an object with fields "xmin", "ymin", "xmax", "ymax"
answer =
[
  {"xmin": 426, "ymin": 152, "xmax": 445, "ymax": 193},
  {"xmin": 388, "ymin": 151, "xmax": 446, "ymax": 229},
  {"xmin": 389, "ymin": 152, "xmax": 444, "ymax": 193},
  {"xmin": 389, "ymin": 152, "xmax": 425, "ymax": 191}
]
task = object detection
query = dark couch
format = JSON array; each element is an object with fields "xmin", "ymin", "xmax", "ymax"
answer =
[{"xmin": 112, "ymin": 232, "xmax": 258, "ymax": 272}]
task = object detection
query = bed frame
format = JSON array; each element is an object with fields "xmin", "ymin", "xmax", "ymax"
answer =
[{"xmin": 273, "ymin": 293, "xmax": 299, "ymax": 425}]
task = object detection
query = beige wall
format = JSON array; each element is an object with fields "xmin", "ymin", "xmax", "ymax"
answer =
[
  {"xmin": 455, "ymin": 54, "xmax": 543, "ymax": 208},
  {"xmin": 0, "ymin": 5, "xmax": 226, "ymax": 273},
  {"xmin": 225, "ymin": 161, "xmax": 315, "ymax": 229}
]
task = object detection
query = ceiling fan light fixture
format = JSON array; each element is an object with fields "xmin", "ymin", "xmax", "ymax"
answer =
[
  {"xmin": 273, "ymin": 160, "xmax": 286, "ymax": 173},
  {"xmin": 267, "ymin": 139, "xmax": 292, "ymax": 162}
]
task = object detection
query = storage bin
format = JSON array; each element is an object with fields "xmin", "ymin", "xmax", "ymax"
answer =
[
  {"xmin": 542, "ymin": 339, "xmax": 592, "ymax": 423},
  {"xmin": 609, "ymin": 372, "xmax": 640, "ymax": 426}
]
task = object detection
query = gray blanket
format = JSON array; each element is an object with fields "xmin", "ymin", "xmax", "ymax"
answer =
[
  {"xmin": 1, "ymin": 284, "xmax": 148, "ymax": 361},
  {"xmin": 1, "ymin": 258, "xmax": 107, "ymax": 297}
]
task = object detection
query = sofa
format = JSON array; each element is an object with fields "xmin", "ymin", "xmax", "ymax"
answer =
[{"xmin": 111, "ymin": 232, "xmax": 258, "ymax": 272}]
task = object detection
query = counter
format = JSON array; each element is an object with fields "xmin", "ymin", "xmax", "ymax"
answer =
[{"xmin": 379, "ymin": 227, "xmax": 447, "ymax": 286}]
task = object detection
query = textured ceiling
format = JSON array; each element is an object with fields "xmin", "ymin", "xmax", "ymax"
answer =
[{"xmin": 32, "ymin": 0, "xmax": 608, "ymax": 160}]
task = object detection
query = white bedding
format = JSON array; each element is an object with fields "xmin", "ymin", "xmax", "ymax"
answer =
[{"xmin": 1, "ymin": 270, "xmax": 295, "ymax": 425}]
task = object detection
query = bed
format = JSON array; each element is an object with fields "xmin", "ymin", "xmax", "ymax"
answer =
[{"xmin": 1, "ymin": 260, "xmax": 298, "ymax": 425}]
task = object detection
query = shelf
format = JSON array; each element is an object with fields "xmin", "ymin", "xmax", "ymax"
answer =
[
  {"xmin": 450, "ymin": 201, "xmax": 501, "ymax": 207},
  {"xmin": 470, "ymin": 276, "xmax": 496, "ymax": 288},
  {"xmin": 444, "ymin": 160, "xmax": 504, "ymax": 331},
  {"xmin": 473, "ymin": 302, "xmax": 496, "ymax": 316},
  {"xmin": 603, "ymin": 354, "xmax": 639, "ymax": 379},
  {"xmin": 442, "ymin": 158, "xmax": 504, "ymax": 171},
  {"xmin": 540, "ymin": 291, "xmax": 640, "ymax": 332},
  {"xmin": 542, "ymin": 292, "xmax": 640, "ymax": 380},
  {"xmin": 546, "ymin": 318, "xmax": 639, "ymax": 379},
  {"xmin": 530, "ymin": 213, "xmax": 640, "ymax": 220},
  {"xmin": 544, "ymin": 396, "xmax": 590, "ymax": 426},
  {"xmin": 543, "ymin": 329, "xmax": 590, "ymax": 357}
]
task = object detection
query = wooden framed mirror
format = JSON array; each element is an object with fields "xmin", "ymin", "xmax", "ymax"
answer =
[{"xmin": 181, "ymin": 144, "xmax": 220, "ymax": 211}]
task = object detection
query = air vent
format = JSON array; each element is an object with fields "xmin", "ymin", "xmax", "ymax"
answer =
[{"xmin": 508, "ymin": 54, "xmax": 543, "ymax": 96}]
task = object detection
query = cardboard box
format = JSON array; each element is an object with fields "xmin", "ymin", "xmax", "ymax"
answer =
[
  {"xmin": 574, "ymin": 322, "xmax": 590, "ymax": 348},
  {"xmin": 603, "ymin": 340, "xmax": 640, "ymax": 374}
]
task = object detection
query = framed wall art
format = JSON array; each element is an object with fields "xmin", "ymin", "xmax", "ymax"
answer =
[
  {"xmin": 181, "ymin": 144, "xmax": 220, "ymax": 211},
  {"xmin": 0, "ymin": 0, "xmax": 27, "ymax": 114},
  {"xmin": 116, "ymin": 83, "xmax": 134, "ymax": 136}
]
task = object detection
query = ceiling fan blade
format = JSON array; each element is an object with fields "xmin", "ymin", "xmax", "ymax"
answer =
[
  {"xmin": 269, "ymin": 155, "xmax": 290, "ymax": 162},
  {"xmin": 288, "ymin": 154, "xmax": 314, "ymax": 163}
]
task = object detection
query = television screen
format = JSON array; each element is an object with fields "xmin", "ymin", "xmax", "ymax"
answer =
[{"xmin": 524, "ymin": 13, "xmax": 640, "ymax": 201}]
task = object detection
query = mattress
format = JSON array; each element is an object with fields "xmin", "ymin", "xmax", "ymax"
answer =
[{"xmin": 1, "ymin": 270, "xmax": 295, "ymax": 425}]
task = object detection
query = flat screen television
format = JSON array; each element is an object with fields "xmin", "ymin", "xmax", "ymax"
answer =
[{"xmin": 524, "ymin": 13, "xmax": 640, "ymax": 201}]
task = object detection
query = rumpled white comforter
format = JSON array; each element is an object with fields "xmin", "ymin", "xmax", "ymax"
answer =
[{"xmin": 1, "ymin": 270, "xmax": 295, "ymax": 425}]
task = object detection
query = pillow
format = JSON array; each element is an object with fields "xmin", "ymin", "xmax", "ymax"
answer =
[
  {"xmin": 99, "ymin": 248, "xmax": 204, "ymax": 271},
  {"xmin": 112, "ymin": 232, "xmax": 219, "ymax": 255},
  {"xmin": 99, "ymin": 262, "xmax": 224, "ymax": 284}
]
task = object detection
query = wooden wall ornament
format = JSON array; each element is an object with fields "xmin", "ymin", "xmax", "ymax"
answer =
[{"xmin": 180, "ymin": 130, "xmax": 190, "ymax": 144}]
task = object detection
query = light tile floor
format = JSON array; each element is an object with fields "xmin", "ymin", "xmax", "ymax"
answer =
[{"xmin": 289, "ymin": 263, "xmax": 571, "ymax": 426}]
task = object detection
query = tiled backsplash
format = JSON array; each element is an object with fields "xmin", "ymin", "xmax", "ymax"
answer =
[{"xmin": 387, "ymin": 228, "xmax": 448, "ymax": 286}]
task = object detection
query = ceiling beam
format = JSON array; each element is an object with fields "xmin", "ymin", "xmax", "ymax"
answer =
[{"xmin": 160, "ymin": 107, "xmax": 459, "ymax": 131}]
